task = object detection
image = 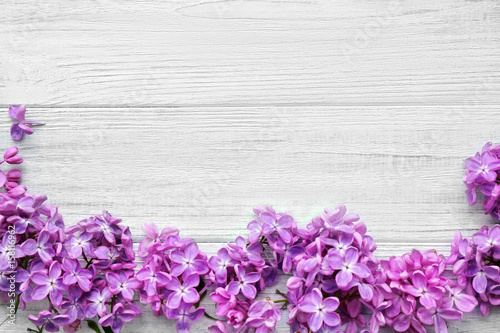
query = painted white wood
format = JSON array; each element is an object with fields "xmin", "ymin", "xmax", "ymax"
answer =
[
  {"xmin": 0, "ymin": 0, "xmax": 499, "ymax": 332},
  {"xmin": 0, "ymin": 0, "xmax": 498, "ymax": 106}
]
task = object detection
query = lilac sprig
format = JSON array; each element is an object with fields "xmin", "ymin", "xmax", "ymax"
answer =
[
  {"xmin": 1, "ymin": 149, "xmax": 141, "ymax": 333},
  {"xmin": 464, "ymin": 142, "xmax": 500, "ymax": 219},
  {"xmin": 136, "ymin": 222, "xmax": 209, "ymax": 333}
]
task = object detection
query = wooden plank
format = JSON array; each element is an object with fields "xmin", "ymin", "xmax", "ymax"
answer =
[
  {"xmin": 1, "ymin": 106, "xmax": 498, "ymax": 245},
  {"xmin": 0, "ymin": 0, "xmax": 498, "ymax": 106}
]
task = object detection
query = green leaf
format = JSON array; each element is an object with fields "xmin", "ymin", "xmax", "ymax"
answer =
[
  {"xmin": 85, "ymin": 320, "xmax": 102, "ymax": 333},
  {"xmin": 27, "ymin": 329, "xmax": 39, "ymax": 333},
  {"xmin": 103, "ymin": 325, "xmax": 114, "ymax": 333}
]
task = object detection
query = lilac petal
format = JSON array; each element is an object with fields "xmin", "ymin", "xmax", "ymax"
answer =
[
  {"xmin": 21, "ymin": 239, "xmax": 37, "ymax": 255},
  {"xmin": 358, "ymin": 283, "xmax": 374, "ymax": 301},
  {"xmin": 0, "ymin": 171, "xmax": 6, "ymax": 187},
  {"xmin": 184, "ymin": 242, "xmax": 199, "ymax": 261},
  {"xmin": 121, "ymin": 288, "xmax": 134, "ymax": 301},
  {"xmin": 156, "ymin": 272, "xmax": 171, "ymax": 285},
  {"xmin": 336, "ymin": 269, "xmax": 353, "ymax": 288},
  {"xmin": 323, "ymin": 311, "xmax": 341, "ymax": 327},
  {"xmin": 473, "ymin": 273, "xmax": 487, "ymax": 294},
  {"xmin": 112, "ymin": 319, "xmax": 124, "ymax": 333},
  {"xmin": 184, "ymin": 274, "xmax": 200, "ymax": 288},
  {"xmin": 19, "ymin": 123, "xmax": 33, "ymax": 134},
  {"xmin": 308, "ymin": 312, "xmax": 323, "ymax": 332},
  {"xmin": 167, "ymin": 292, "xmax": 182, "ymax": 308},
  {"xmin": 244, "ymin": 272, "xmax": 261, "ymax": 284},
  {"xmin": 344, "ymin": 248, "xmax": 359, "ymax": 266},
  {"xmin": 351, "ymin": 263, "xmax": 370, "ymax": 278},
  {"xmin": 99, "ymin": 313, "xmax": 114, "ymax": 327},
  {"xmin": 142, "ymin": 222, "xmax": 159, "ymax": 239},
  {"xmin": 77, "ymin": 277, "xmax": 92, "ymax": 292},
  {"xmin": 10, "ymin": 124, "xmax": 24, "ymax": 140},
  {"xmin": 227, "ymin": 281, "xmax": 240, "ymax": 295},
  {"xmin": 187, "ymin": 307, "xmax": 205, "ymax": 322},
  {"xmin": 183, "ymin": 288, "xmax": 200, "ymax": 303},
  {"xmin": 464, "ymin": 157, "xmax": 481, "ymax": 171},
  {"xmin": 277, "ymin": 228, "xmax": 292, "ymax": 243},
  {"xmin": 49, "ymin": 262, "xmax": 62, "ymax": 279},
  {"xmin": 136, "ymin": 268, "xmax": 151, "ymax": 281},
  {"xmin": 171, "ymin": 250, "xmax": 187, "ymax": 263},
  {"xmin": 32, "ymin": 285, "xmax": 51, "ymax": 300},
  {"xmin": 439, "ymin": 309, "xmax": 462, "ymax": 321},
  {"xmin": 106, "ymin": 273, "xmax": 121, "ymax": 285},
  {"xmin": 176, "ymin": 318, "xmax": 190, "ymax": 333},
  {"xmin": 39, "ymin": 248, "xmax": 55, "ymax": 263},
  {"xmin": 327, "ymin": 254, "xmax": 343, "ymax": 270},
  {"xmin": 50, "ymin": 289, "xmax": 63, "ymax": 306},
  {"xmin": 31, "ymin": 272, "xmax": 49, "ymax": 285},
  {"xmin": 120, "ymin": 310, "xmax": 136, "ymax": 322},
  {"xmin": 393, "ymin": 314, "xmax": 411, "ymax": 332},
  {"xmin": 323, "ymin": 297, "xmax": 339, "ymax": 311},
  {"xmin": 454, "ymin": 293, "xmax": 478, "ymax": 312},
  {"xmin": 9, "ymin": 105, "xmax": 26, "ymax": 121},
  {"xmin": 412, "ymin": 272, "xmax": 427, "ymax": 290},
  {"xmin": 241, "ymin": 284, "xmax": 257, "ymax": 299},
  {"xmin": 434, "ymin": 316, "xmax": 448, "ymax": 333},
  {"xmin": 484, "ymin": 266, "xmax": 499, "ymax": 279}
]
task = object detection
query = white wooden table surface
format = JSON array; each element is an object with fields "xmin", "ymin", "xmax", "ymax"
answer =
[{"xmin": 1, "ymin": 0, "xmax": 499, "ymax": 332}]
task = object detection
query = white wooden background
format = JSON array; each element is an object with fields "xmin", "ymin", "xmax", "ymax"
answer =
[{"xmin": 1, "ymin": 0, "xmax": 499, "ymax": 332}]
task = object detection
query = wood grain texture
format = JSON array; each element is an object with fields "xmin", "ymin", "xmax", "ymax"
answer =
[
  {"xmin": 1, "ymin": 0, "xmax": 500, "ymax": 332},
  {"xmin": 0, "ymin": 0, "xmax": 499, "ymax": 106}
]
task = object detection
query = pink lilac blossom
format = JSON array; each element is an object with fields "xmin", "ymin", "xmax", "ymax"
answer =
[{"xmin": 464, "ymin": 142, "xmax": 500, "ymax": 218}]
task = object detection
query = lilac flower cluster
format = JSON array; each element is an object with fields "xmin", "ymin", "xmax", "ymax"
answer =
[
  {"xmin": 205, "ymin": 204, "xmax": 500, "ymax": 333},
  {"xmin": 464, "ymin": 142, "xmax": 500, "ymax": 218},
  {"xmin": 207, "ymin": 205, "xmax": 298, "ymax": 332},
  {"xmin": 446, "ymin": 226, "xmax": 500, "ymax": 317},
  {"xmin": 137, "ymin": 222, "xmax": 209, "ymax": 332},
  {"xmin": 1, "ymin": 146, "xmax": 141, "ymax": 333}
]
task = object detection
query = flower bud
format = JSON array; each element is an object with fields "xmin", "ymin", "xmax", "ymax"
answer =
[
  {"xmin": 6, "ymin": 169, "xmax": 22, "ymax": 183},
  {"xmin": 5, "ymin": 156, "xmax": 23, "ymax": 164},
  {"xmin": 3, "ymin": 146, "xmax": 19, "ymax": 159}
]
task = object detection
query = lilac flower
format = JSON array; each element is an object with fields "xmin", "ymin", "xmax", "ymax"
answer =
[
  {"xmin": 28, "ymin": 311, "xmax": 69, "ymax": 332},
  {"xmin": 138, "ymin": 222, "xmax": 178, "ymax": 257},
  {"xmin": 298, "ymin": 288, "xmax": 341, "ymax": 331},
  {"xmin": 107, "ymin": 271, "xmax": 141, "ymax": 301},
  {"xmin": 9, "ymin": 105, "xmax": 41, "ymax": 141},
  {"xmin": 21, "ymin": 229, "xmax": 55, "ymax": 263},
  {"xmin": 417, "ymin": 301, "xmax": 462, "ymax": 333},
  {"xmin": 86, "ymin": 214, "xmax": 121, "ymax": 243},
  {"xmin": 136, "ymin": 257, "xmax": 172, "ymax": 296},
  {"xmin": 166, "ymin": 274, "xmax": 201, "ymax": 308},
  {"xmin": 227, "ymin": 264, "xmax": 261, "ymax": 299},
  {"xmin": 466, "ymin": 262, "xmax": 499, "ymax": 294},
  {"xmin": 401, "ymin": 271, "xmax": 443, "ymax": 309},
  {"xmin": 473, "ymin": 225, "xmax": 500, "ymax": 252},
  {"xmin": 31, "ymin": 261, "xmax": 68, "ymax": 306},
  {"xmin": 327, "ymin": 247, "xmax": 371, "ymax": 288},
  {"xmin": 98, "ymin": 303, "xmax": 136, "ymax": 333},
  {"xmin": 85, "ymin": 288, "xmax": 112, "ymax": 317},
  {"xmin": 227, "ymin": 236, "xmax": 264, "ymax": 267},
  {"xmin": 269, "ymin": 237, "xmax": 304, "ymax": 273},
  {"xmin": 165, "ymin": 302, "xmax": 205, "ymax": 333},
  {"xmin": 61, "ymin": 286, "xmax": 85, "ymax": 322},
  {"xmin": 245, "ymin": 298, "xmax": 282, "ymax": 332},
  {"xmin": 465, "ymin": 151, "xmax": 500, "ymax": 183},
  {"xmin": 445, "ymin": 286, "xmax": 478, "ymax": 312},
  {"xmin": 65, "ymin": 232, "xmax": 94, "ymax": 258},
  {"xmin": 247, "ymin": 219, "xmax": 263, "ymax": 243},
  {"xmin": 261, "ymin": 212, "xmax": 293, "ymax": 243},
  {"xmin": 61, "ymin": 258, "xmax": 93, "ymax": 291},
  {"xmin": 210, "ymin": 287, "xmax": 237, "ymax": 317},
  {"xmin": 209, "ymin": 248, "xmax": 237, "ymax": 284},
  {"xmin": 170, "ymin": 242, "xmax": 209, "ymax": 277},
  {"xmin": 16, "ymin": 259, "xmax": 46, "ymax": 292}
]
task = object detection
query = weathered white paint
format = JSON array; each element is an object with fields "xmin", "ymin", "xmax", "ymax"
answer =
[{"xmin": 0, "ymin": 0, "xmax": 499, "ymax": 332}]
